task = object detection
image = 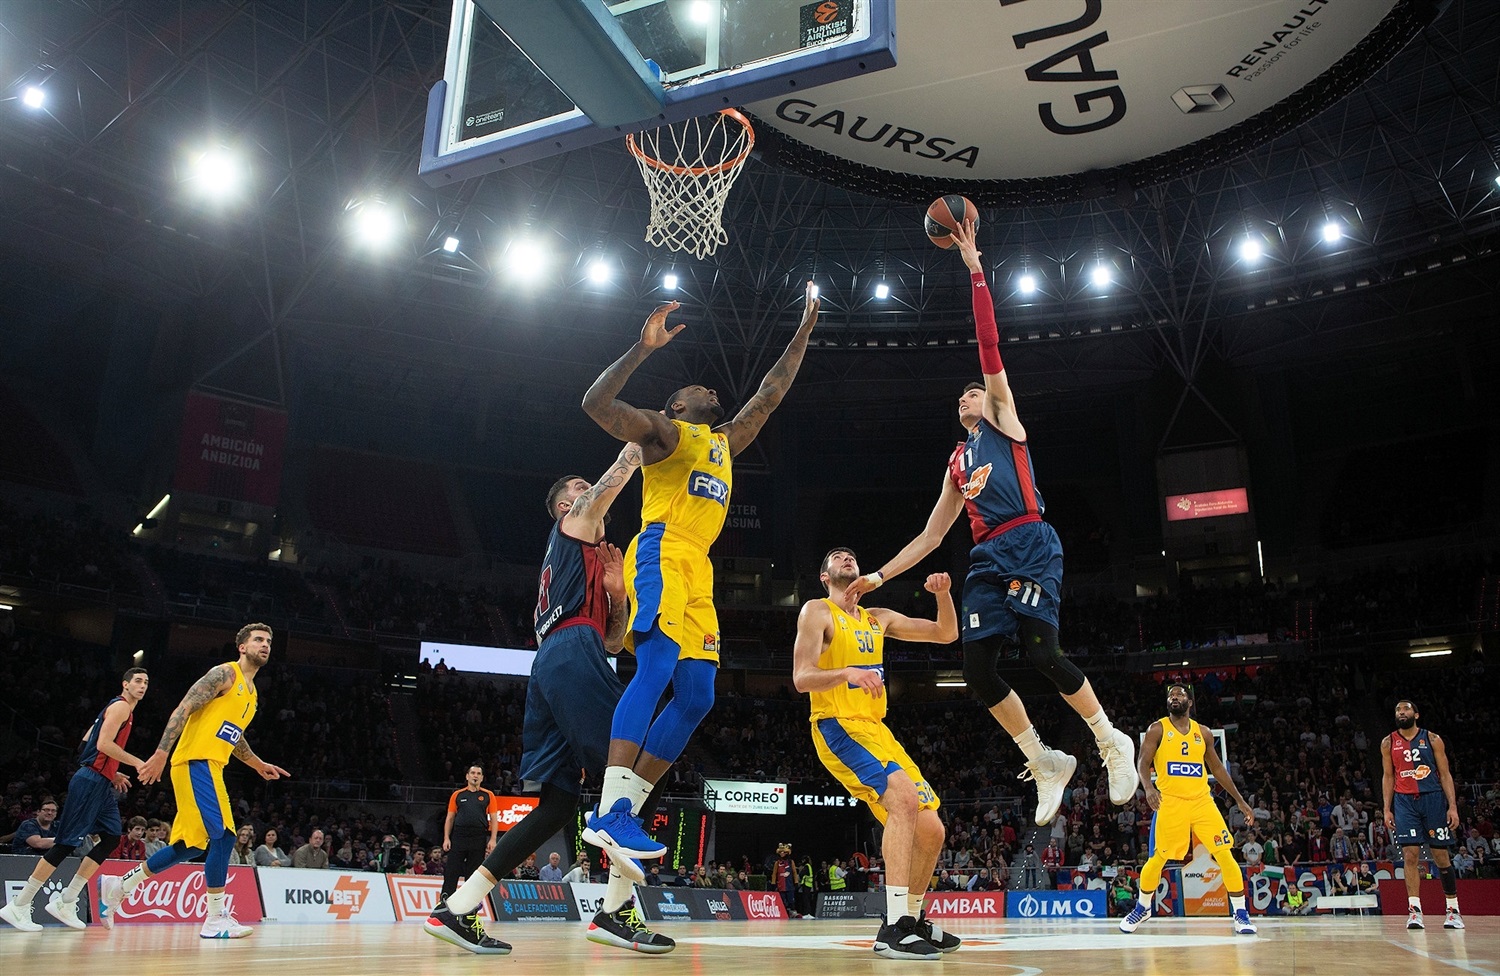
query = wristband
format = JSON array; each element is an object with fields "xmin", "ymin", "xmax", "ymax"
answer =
[{"xmin": 863, "ymin": 571, "xmax": 884, "ymax": 588}]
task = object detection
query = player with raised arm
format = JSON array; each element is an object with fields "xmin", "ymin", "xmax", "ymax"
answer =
[
  {"xmin": 0, "ymin": 668, "xmax": 150, "ymax": 932},
  {"xmin": 99, "ymin": 623, "xmax": 289, "ymax": 939},
  {"xmin": 844, "ymin": 221, "xmax": 1135, "ymax": 825},
  {"xmin": 794, "ymin": 548, "xmax": 962, "ymax": 960},
  {"xmin": 1119, "ymin": 682, "xmax": 1257, "ymax": 936},
  {"xmin": 1383, "ymin": 698, "xmax": 1463, "ymax": 930},
  {"xmin": 579, "ymin": 283, "xmax": 819, "ymax": 871}
]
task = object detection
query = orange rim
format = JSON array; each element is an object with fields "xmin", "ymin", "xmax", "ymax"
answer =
[{"xmin": 627, "ymin": 108, "xmax": 755, "ymax": 177}]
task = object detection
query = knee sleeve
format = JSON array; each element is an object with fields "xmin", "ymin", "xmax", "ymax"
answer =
[
  {"xmin": 1018, "ymin": 617, "xmax": 1086, "ymax": 695},
  {"xmin": 82, "ymin": 834, "xmax": 120, "ymax": 866},
  {"xmin": 962, "ymin": 636, "xmax": 1014, "ymax": 709},
  {"xmin": 1440, "ymin": 863, "xmax": 1457, "ymax": 896},
  {"xmin": 611, "ymin": 627, "xmax": 680, "ymax": 745},
  {"xmin": 642, "ymin": 657, "xmax": 716, "ymax": 763},
  {"xmin": 1211, "ymin": 847, "xmax": 1244, "ymax": 894},
  {"xmin": 204, "ymin": 831, "xmax": 234, "ymax": 888},
  {"xmin": 43, "ymin": 843, "xmax": 79, "ymax": 867},
  {"xmin": 481, "ymin": 782, "xmax": 578, "ymax": 881}
]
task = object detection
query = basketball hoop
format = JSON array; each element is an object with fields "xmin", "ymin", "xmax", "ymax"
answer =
[{"xmin": 627, "ymin": 108, "xmax": 754, "ymax": 259}]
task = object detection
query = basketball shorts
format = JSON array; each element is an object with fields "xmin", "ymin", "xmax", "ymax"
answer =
[
  {"xmin": 169, "ymin": 759, "xmax": 235, "ymax": 850},
  {"xmin": 53, "ymin": 767, "xmax": 122, "ymax": 848},
  {"xmin": 961, "ymin": 520, "xmax": 1063, "ymax": 642},
  {"xmin": 624, "ymin": 522, "xmax": 720, "ymax": 663},
  {"xmin": 1393, "ymin": 791, "xmax": 1454, "ymax": 847},
  {"xmin": 518, "ymin": 621, "xmax": 628, "ymax": 794},
  {"xmin": 812, "ymin": 717, "xmax": 939, "ymax": 825},
  {"xmin": 1147, "ymin": 793, "xmax": 1233, "ymax": 861}
]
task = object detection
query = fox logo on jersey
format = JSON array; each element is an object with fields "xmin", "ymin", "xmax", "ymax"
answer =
[
  {"xmin": 1166, "ymin": 762, "xmax": 1204, "ymax": 777},
  {"xmin": 688, "ymin": 471, "xmax": 729, "ymax": 505},
  {"xmin": 215, "ymin": 721, "xmax": 244, "ymax": 746}
]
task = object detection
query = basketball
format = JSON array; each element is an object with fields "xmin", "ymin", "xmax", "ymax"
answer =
[{"xmin": 924, "ymin": 194, "xmax": 978, "ymax": 249}]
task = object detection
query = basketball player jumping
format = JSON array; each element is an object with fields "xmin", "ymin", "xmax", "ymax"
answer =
[
  {"xmin": 1119, "ymin": 682, "xmax": 1257, "ymax": 936},
  {"xmin": 844, "ymin": 220, "xmax": 1136, "ymax": 825},
  {"xmin": 99, "ymin": 623, "xmax": 289, "ymax": 939},
  {"xmin": 0, "ymin": 668, "xmax": 150, "ymax": 932},
  {"xmin": 427, "ymin": 443, "xmax": 675, "ymax": 955},
  {"xmin": 579, "ymin": 282, "xmax": 819, "ymax": 868},
  {"xmin": 1382, "ymin": 698, "xmax": 1463, "ymax": 930},
  {"xmin": 793, "ymin": 549, "xmax": 962, "ymax": 959}
]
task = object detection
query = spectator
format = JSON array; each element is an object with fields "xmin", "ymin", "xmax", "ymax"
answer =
[
  {"xmin": 1242, "ymin": 831, "xmax": 1264, "ymax": 866},
  {"xmin": 229, "ymin": 825, "xmax": 257, "ymax": 866},
  {"xmin": 113, "ymin": 817, "xmax": 148, "ymax": 861},
  {"xmin": 967, "ymin": 868, "xmax": 1000, "ymax": 891},
  {"xmin": 538, "ymin": 851, "xmax": 564, "ymax": 882},
  {"xmin": 936, "ymin": 869, "xmax": 962, "ymax": 891},
  {"xmin": 144, "ymin": 819, "xmax": 168, "ymax": 858},
  {"xmin": 377, "ymin": 836, "xmax": 410, "ymax": 873},
  {"xmin": 255, "ymin": 828, "xmax": 289, "ymax": 867},
  {"xmin": 412, "ymin": 850, "xmax": 429, "ymax": 875},
  {"xmin": 563, "ymin": 853, "xmax": 589, "ymax": 885},
  {"xmin": 11, "ymin": 797, "xmax": 58, "ymax": 854},
  {"xmin": 293, "ymin": 829, "xmax": 329, "ymax": 869}
]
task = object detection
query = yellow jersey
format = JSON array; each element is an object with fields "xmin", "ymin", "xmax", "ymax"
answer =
[
  {"xmin": 641, "ymin": 420, "xmax": 731, "ymax": 550},
  {"xmin": 172, "ymin": 661, "xmax": 258, "ymax": 766},
  {"xmin": 1154, "ymin": 716, "xmax": 1211, "ymax": 800},
  {"xmin": 808, "ymin": 600, "xmax": 887, "ymax": 722}
]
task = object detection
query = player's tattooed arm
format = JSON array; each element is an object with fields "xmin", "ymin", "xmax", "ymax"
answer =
[
  {"xmin": 232, "ymin": 736, "xmax": 261, "ymax": 766},
  {"xmin": 156, "ymin": 664, "xmax": 234, "ymax": 753},
  {"xmin": 723, "ymin": 281, "xmax": 819, "ymax": 456},
  {"xmin": 567, "ymin": 443, "xmax": 644, "ymax": 530}
]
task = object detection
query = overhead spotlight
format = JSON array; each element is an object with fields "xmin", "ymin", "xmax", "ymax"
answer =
[
  {"xmin": 442, "ymin": 236, "xmax": 460, "ymax": 253},
  {"xmin": 1090, "ymin": 264, "xmax": 1111, "ymax": 287},
  {"xmin": 662, "ymin": 272, "xmax": 679, "ymax": 290},
  {"xmin": 873, "ymin": 282, "xmax": 890, "ymax": 300},
  {"xmin": 1017, "ymin": 273, "xmax": 1037, "ymax": 296},
  {"xmin": 507, "ymin": 240, "xmax": 546, "ymax": 278},
  {"xmin": 1239, "ymin": 237, "xmax": 1263, "ymax": 262},
  {"xmin": 588, "ymin": 260, "xmax": 611, "ymax": 284},
  {"xmin": 1321, "ymin": 222, "xmax": 1342, "ymax": 243},
  {"xmin": 1493, "ymin": 174, "xmax": 1500, "ymax": 188},
  {"xmin": 187, "ymin": 148, "xmax": 243, "ymax": 200},
  {"xmin": 689, "ymin": 0, "xmax": 713, "ymax": 24},
  {"xmin": 352, "ymin": 201, "xmax": 397, "ymax": 247},
  {"xmin": 21, "ymin": 86, "xmax": 45, "ymax": 109}
]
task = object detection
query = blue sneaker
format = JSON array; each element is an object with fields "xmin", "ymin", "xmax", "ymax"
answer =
[
  {"xmin": 1232, "ymin": 909, "xmax": 1257, "ymax": 935},
  {"xmin": 1119, "ymin": 902, "xmax": 1151, "ymax": 933},
  {"xmin": 583, "ymin": 798, "xmax": 666, "ymax": 870}
]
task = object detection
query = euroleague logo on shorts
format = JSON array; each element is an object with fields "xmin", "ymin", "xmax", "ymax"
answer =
[{"xmin": 703, "ymin": 633, "xmax": 719, "ymax": 654}]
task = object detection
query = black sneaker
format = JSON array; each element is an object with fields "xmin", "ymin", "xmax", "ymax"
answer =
[
  {"xmin": 586, "ymin": 899, "xmax": 676, "ymax": 954},
  {"xmin": 424, "ymin": 901, "xmax": 512, "ymax": 955},
  {"xmin": 914, "ymin": 911, "xmax": 962, "ymax": 952},
  {"xmin": 874, "ymin": 915, "xmax": 941, "ymax": 961}
]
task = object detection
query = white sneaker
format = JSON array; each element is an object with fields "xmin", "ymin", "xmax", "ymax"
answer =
[
  {"xmin": 1232, "ymin": 908, "xmax": 1257, "ymax": 935},
  {"xmin": 1445, "ymin": 908, "xmax": 1464, "ymax": 930},
  {"xmin": 1407, "ymin": 907, "xmax": 1424, "ymax": 930},
  {"xmin": 98, "ymin": 875, "xmax": 123, "ymax": 931},
  {"xmin": 0, "ymin": 901, "xmax": 43, "ymax": 932},
  {"xmin": 1020, "ymin": 749, "xmax": 1077, "ymax": 826},
  {"xmin": 45, "ymin": 893, "xmax": 86, "ymax": 930},
  {"xmin": 200, "ymin": 910, "xmax": 253, "ymax": 939},
  {"xmin": 1099, "ymin": 728, "xmax": 1139, "ymax": 805}
]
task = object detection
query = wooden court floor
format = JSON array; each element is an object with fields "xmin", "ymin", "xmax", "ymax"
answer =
[{"xmin": 1, "ymin": 916, "xmax": 1495, "ymax": 975}]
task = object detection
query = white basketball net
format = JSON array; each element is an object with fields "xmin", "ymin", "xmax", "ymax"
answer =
[{"xmin": 628, "ymin": 109, "xmax": 754, "ymax": 259}]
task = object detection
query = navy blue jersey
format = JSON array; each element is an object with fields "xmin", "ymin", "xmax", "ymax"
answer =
[
  {"xmin": 948, "ymin": 416, "xmax": 1046, "ymax": 544},
  {"xmin": 534, "ymin": 520, "xmax": 608, "ymax": 643},
  {"xmin": 77, "ymin": 695, "xmax": 131, "ymax": 781},
  {"xmin": 1390, "ymin": 728, "xmax": 1443, "ymax": 795}
]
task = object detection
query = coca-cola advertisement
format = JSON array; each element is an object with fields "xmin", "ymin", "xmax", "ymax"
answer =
[
  {"xmin": 90, "ymin": 860, "xmax": 263, "ymax": 924},
  {"xmin": 738, "ymin": 889, "xmax": 788, "ymax": 920}
]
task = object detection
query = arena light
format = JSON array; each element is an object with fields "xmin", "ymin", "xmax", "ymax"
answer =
[
  {"xmin": 0, "ymin": 603, "xmax": 13, "ymax": 611},
  {"xmin": 186, "ymin": 148, "xmax": 243, "ymax": 200},
  {"xmin": 1017, "ymin": 273, "xmax": 1037, "ymax": 296},
  {"xmin": 1239, "ymin": 237, "xmax": 1263, "ymax": 263},
  {"xmin": 1090, "ymin": 264, "xmax": 1112, "ymax": 288},
  {"xmin": 588, "ymin": 260, "xmax": 612, "ymax": 284},
  {"xmin": 21, "ymin": 86, "xmax": 45, "ymax": 110},
  {"xmin": 442, "ymin": 236, "xmax": 460, "ymax": 253},
  {"xmin": 662, "ymin": 272, "xmax": 678, "ymax": 290},
  {"xmin": 935, "ymin": 680, "xmax": 967, "ymax": 688},
  {"xmin": 351, "ymin": 201, "xmax": 398, "ymax": 248},
  {"xmin": 507, "ymin": 239, "xmax": 547, "ymax": 278},
  {"xmin": 1321, "ymin": 221, "xmax": 1342, "ymax": 243},
  {"xmin": 689, "ymin": 0, "xmax": 714, "ymax": 24},
  {"xmin": 1409, "ymin": 648, "xmax": 1452, "ymax": 658},
  {"xmin": 1494, "ymin": 174, "xmax": 1500, "ymax": 188},
  {"xmin": 873, "ymin": 282, "xmax": 890, "ymax": 300}
]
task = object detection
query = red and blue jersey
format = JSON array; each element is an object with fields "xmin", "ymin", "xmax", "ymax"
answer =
[
  {"xmin": 947, "ymin": 416, "xmax": 1046, "ymax": 544},
  {"xmin": 77, "ymin": 695, "xmax": 131, "ymax": 781},
  {"xmin": 534, "ymin": 520, "xmax": 608, "ymax": 643},
  {"xmin": 1391, "ymin": 728, "xmax": 1442, "ymax": 795}
]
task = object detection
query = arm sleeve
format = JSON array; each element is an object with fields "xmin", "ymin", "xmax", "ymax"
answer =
[{"xmin": 972, "ymin": 272, "xmax": 1003, "ymax": 374}]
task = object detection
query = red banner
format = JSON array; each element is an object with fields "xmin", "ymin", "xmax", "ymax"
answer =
[
  {"xmin": 90, "ymin": 860, "xmax": 262, "ymax": 924},
  {"xmin": 1380, "ymin": 879, "xmax": 1500, "ymax": 916},
  {"xmin": 174, "ymin": 391, "xmax": 288, "ymax": 506},
  {"xmin": 1165, "ymin": 488, "xmax": 1249, "ymax": 521},
  {"xmin": 925, "ymin": 891, "xmax": 1006, "ymax": 917},
  {"xmin": 493, "ymin": 795, "xmax": 540, "ymax": 832},
  {"xmin": 737, "ymin": 890, "xmax": 788, "ymax": 920}
]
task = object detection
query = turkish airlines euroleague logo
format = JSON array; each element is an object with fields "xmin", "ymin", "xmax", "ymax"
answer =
[{"xmin": 815, "ymin": 1, "xmax": 841, "ymax": 24}]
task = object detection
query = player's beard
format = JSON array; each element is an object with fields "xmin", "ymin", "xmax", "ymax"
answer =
[
  {"xmin": 1396, "ymin": 716, "xmax": 1416, "ymax": 730},
  {"xmin": 1167, "ymin": 701, "xmax": 1189, "ymax": 716},
  {"xmin": 707, "ymin": 401, "xmax": 725, "ymax": 420}
]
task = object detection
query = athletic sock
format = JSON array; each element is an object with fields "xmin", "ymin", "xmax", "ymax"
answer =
[
  {"xmin": 1409, "ymin": 895, "xmax": 1422, "ymax": 910},
  {"xmin": 885, "ymin": 885, "xmax": 910, "ymax": 924},
  {"xmin": 121, "ymin": 865, "xmax": 148, "ymax": 896},
  {"xmin": 1229, "ymin": 894, "xmax": 1246, "ymax": 913},
  {"xmin": 599, "ymin": 766, "xmax": 654, "ymax": 816},
  {"xmin": 63, "ymin": 876, "xmax": 87, "ymax": 901},
  {"xmin": 907, "ymin": 891, "xmax": 925, "ymax": 919},
  {"xmin": 1136, "ymin": 897, "xmax": 1152, "ymax": 911},
  {"xmin": 602, "ymin": 867, "xmax": 634, "ymax": 914},
  {"xmin": 1013, "ymin": 726, "xmax": 1045, "ymax": 762},
  {"xmin": 207, "ymin": 892, "xmax": 224, "ymax": 916},
  {"xmin": 12, "ymin": 879, "xmax": 41, "ymax": 908},
  {"xmin": 446, "ymin": 872, "xmax": 493, "ymax": 916},
  {"xmin": 1447, "ymin": 896, "xmax": 1460, "ymax": 911},
  {"xmin": 1085, "ymin": 709, "xmax": 1115, "ymax": 745}
]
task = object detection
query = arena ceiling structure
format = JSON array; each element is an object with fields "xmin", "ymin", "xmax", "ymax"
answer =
[{"xmin": 0, "ymin": 0, "xmax": 1497, "ymax": 449}]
